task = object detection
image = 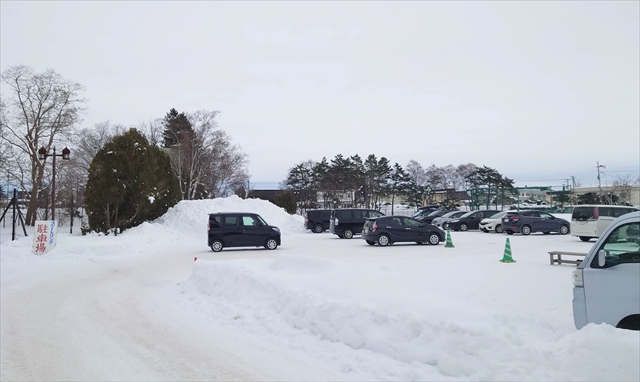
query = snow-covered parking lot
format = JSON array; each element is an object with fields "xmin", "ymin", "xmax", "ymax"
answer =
[{"xmin": 2, "ymin": 196, "xmax": 639, "ymax": 381}]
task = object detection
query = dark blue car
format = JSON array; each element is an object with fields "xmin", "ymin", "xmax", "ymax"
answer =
[{"xmin": 502, "ymin": 210, "xmax": 570, "ymax": 235}]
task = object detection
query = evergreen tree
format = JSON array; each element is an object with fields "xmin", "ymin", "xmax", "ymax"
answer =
[
  {"xmin": 162, "ymin": 108, "xmax": 193, "ymax": 148},
  {"xmin": 85, "ymin": 129, "xmax": 181, "ymax": 235}
]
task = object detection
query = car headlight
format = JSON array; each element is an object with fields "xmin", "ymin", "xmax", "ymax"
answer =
[
  {"xmin": 272, "ymin": 227, "xmax": 280, "ymax": 232},
  {"xmin": 450, "ymin": 219, "xmax": 460, "ymax": 223}
]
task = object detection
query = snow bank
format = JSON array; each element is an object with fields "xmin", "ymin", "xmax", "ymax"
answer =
[
  {"xmin": 146, "ymin": 195, "xmax": 305, "ymax": 237},
  {"xmin": 182, "ymin": 255, "xmax": 640, "ymax": 381}
]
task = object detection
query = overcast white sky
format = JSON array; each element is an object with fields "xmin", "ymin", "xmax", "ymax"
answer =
[{"xmin": 1, "ymin": 1, "xmax": 638, "ymax": 189}]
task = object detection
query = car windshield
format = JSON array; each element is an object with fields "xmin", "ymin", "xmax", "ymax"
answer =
[
  {"xmin": 256, "ymin": 216, "xmax": 268, "ymax": 226},
  {"xmin": 427, "ymin": 210, "xmax": 442, "ymax": 217},
  {"xmin": 489, "ymin": 211, "xmax": 508, "ymax": 219}
]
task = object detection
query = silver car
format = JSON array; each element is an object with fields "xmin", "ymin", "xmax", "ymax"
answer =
[{"xmin": 431, "ymin": 210, "xmax": 467, "ymax": 230}]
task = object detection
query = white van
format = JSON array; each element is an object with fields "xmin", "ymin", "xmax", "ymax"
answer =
[
  {"xmin": 570, "ymin": 205, "xmax": 638, "ymax": 242},
  {"xmin": 572, "ymin": 211, "xmax": 640, "ymax": 330}
]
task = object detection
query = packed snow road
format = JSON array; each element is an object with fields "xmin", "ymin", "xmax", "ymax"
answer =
[{"xmin": 0, "ymin": 246, "xmax": 335, "ymax": 381}]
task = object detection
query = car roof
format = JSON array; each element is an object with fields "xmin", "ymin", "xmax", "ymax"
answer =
[{"xmin": 209, "ymin": 212, "xmax": 259, "ymax": 216}]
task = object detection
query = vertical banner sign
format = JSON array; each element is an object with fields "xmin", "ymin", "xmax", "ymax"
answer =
[{"xmin": 32, "ymin": 220, "xmax": 58, "ymax": 255}]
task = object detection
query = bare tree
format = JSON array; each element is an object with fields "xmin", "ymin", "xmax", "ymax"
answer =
[
  {"xmin": 0, "ymin": 65, "xmax": 86, "ymax": 225},
  {"xmin": 137, "ymin": 118, "xmax": 164, "ymax": 147},
  {"xmin": 205, "ymin": 129, "xmax": 250, "ymax": 197},
  {"xmin": 161, "ymin": 109, "xmax": 250, "ymax": 199},
  {"xmin": 611, "ymin": 174, "xmax": 639, "ymax": 205},
  {"xmin": 405, "ymin": 159, "xmax": 428, "ymax": 186},
  {"xmin": 71, "ymin": 121, "xmax": 125, "ymax": 173}
]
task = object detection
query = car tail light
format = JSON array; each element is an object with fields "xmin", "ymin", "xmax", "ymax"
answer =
[
  {"xmin": 593, "ymin": 208, "xmax": 599, "ymax": 220},
  {"xmin": 372, "ymin": 223, "xmax": 378, "ymax": 232},
  {"xmin": 572, "ymin": 268, "xmax": 583, "ymax": 287},
  {"xmin": 305, "ymin": 218, "xmax": 309, "ymax": 222},
  {"xmin": 208, "ymin": 221, "xmax": 210, "ymax": 230}
]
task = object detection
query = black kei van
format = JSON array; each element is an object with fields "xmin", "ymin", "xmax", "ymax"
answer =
[
  {"xmin": 208, "ymin": 212, "xmax": 281, "ymax": 252},
  {"xmin": 329, "ymin": 208, "xmax": 385, "ymax": 239}
]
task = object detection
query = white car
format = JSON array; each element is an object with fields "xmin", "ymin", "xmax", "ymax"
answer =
[
  {"xmin": 432, "ymin": 210, "xmax": 467, "ymax": 230},
  {"xmin": 479, "ymin": 211, "xmax": 510, "ymax": 233},
  {"xmin": 572, "ymin": 211, "xmax": 640, "ymax": 330}
]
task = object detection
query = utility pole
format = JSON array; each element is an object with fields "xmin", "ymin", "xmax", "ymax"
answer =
[{"xmin": 596, "ymin": 162, "xmax": 612, "ymax": 204}]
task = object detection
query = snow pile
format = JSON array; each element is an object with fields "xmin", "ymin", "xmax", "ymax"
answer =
[
  {"xmin": 181, "ymin": 254, "xmax": 640, "ymax": 381},
  {"xmin": 148, "ymin": 195, "xmax": 305, "ymax": 237}
]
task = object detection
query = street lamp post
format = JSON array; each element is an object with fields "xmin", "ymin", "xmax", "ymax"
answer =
[{"xmin": 38, "ymin": 146, "xmax": 70, "ymax": 222}]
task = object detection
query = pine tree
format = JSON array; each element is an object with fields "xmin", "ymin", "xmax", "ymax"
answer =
[{"xmin": 162, "ymin": 108, "xmax": 193, "ymax": 148}]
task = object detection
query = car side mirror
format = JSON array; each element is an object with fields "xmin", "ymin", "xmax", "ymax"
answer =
[{"xmin": 598, "ymin": 249, "xmax": 606, "ymax": 267}]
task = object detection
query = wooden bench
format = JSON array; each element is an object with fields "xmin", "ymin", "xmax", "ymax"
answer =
[{"xmin": 549, "ymin": 251, "xmax": 588, "ymax": 265}]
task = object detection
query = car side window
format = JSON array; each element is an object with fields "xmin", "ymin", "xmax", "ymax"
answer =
[
  {"xmin": 402, "ymin": 217, "xmax": 422, "ymax": 227},
  {"xmin": 241, "ymin": 215, "xmax": 260, "ymax": 226},
  {"xmin": 390, "ymin": 217, "xmax": 403, "ymax": 226},
  {"xmin": 523, "ymin": 211, "xmax": 540, "ymax": 217},
  {"xmin": 336, "ymin": 210, "xmax": 350, "ymax": 220},
  {"xmin": 224, "ymin": 216, "xmax": 238, "ymax": 227},
  {"xmin": 484, "ymin": 211, "xmax": 495, "ymax": 218},
  {"xmin": 209, "ymin": 216, "xmax": 222, "ymax": 228},
  {"xmin": 368, "ymin": 211, "xmax": 384, "ymax": 218},
  {"xmin": 540, "ymin": 213, "xmax": 553, "ymax": 219},
  {"xmin": 595, "ymin": 222, "xmax": 640, "ymax": 266},
  {"xmin": 353, "ymin": 210, "xmax": 366, "ymax": 219}
]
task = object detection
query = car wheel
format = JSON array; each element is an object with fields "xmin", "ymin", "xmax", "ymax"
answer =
[
  {"xmin": 366, "ymin": 240, "xmax": 376, "ymax": 246},
  {"xmin": 579, "ymin": 236, "xmax": 591, "ymax": 242},
  {"xmin": 506, "ymin": 231, "xmax": 514, "ymax": 235},
  {"xmin": 428, "ymin": 233, "xmax": 440, "ymax": 245},
  {"xmin": 210, "ymin": 239, "xmax": 224, "ymax": 252},
  {"xmin": 559, "ymin": 225, "xmax": 570, "ymax": 235},
  {"xmin": 377, "ymin": 234, "xmax": 390, "ymax": 246},
  {"xmin": 343, "ymin": 229, "xmax": 354, "ymax": 239},
  {"xmin": 495, "ymin": 224, "xmax": 503, "ymax": 234},
  {"xmin": 313, "ymin": 224, "xmax": 324, "ymax": 233},
  {"xmin": 521, "ymin": 225, "xmax": 532, "ymax": 235},
  {"xmin": 459, "ymin": 223, "xmax": 468, "ymax": 232},
  {"xmin": 264, "ymin": 238, "xmax": 278, "ymax": 250}
]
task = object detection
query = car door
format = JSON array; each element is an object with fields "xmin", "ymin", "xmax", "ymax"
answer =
[
  {"xmin": 402, "ymin": 216, "xmax": 425, "ymax": 242},
  {"xmin": 223, "ymin": 215, "xmax": 242, "ymax": 246},
  {"xmin": 539, "ymin": 212, "xmax": 557, "ymax": 232},
  {"xmin": 467, "ymin": 211, "xmax": 484, "ymax": 230},
  {"xmin": 581, "ymin": 221, "xmax": 640, "ymax": 327},
  {"xmin": 385, "ymin": 217, "xmax": 407, "ymax": 242},
  {"xmin": 523, "ymin": 211, "xmax": 543, "ymax": 232},
  {"xmin": 240, "ymin": 214, "xmax": 265, "ymax": 246}
]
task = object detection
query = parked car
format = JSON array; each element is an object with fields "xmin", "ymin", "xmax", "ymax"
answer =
[
  {"xmin": 417, "ymin": 204, "xmax": 440, "ymax": 211},
  {"xmin": 572, "ymin": 211, "xmax": 640, "ymax": 330},
  {"xmin": 208, "ymin": 212, "xmax": 281, "ymax": 252},
  {"xmin": 303, "ymin": 209, "xmax": 332, "ymax": 233},
  {"xmin": 415, "ymin": 209, "xmax": 457, "ymax": 224},
  {"xmin": 448, "ymin": 210, "xmax": 501, "ymax": 231},
  {"xmin": 479, "ymin": 211, "xmax": 510, "ymax": 233},
  {"xmin": 431, "ymin": 210, "xmax": 467, "ymax": 230},
  {"xmin": 571, "ymin": 205, "xmax": 639, "ymax": 242},
  {"xmin": 329, "ymin": 208, "xmax": 385, "ymax": 239},
  {"xmin": 502, "ymin": 210, "xmax": 570, "ymax": 235},
  {"xmin": 362, "ymin": 215, "xmax": 445, "ymax": 246}
]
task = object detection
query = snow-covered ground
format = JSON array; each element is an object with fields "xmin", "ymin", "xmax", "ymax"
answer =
[{"xmin": 1, "ymin": 196, "xmax": 639, "ymax": 381}]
